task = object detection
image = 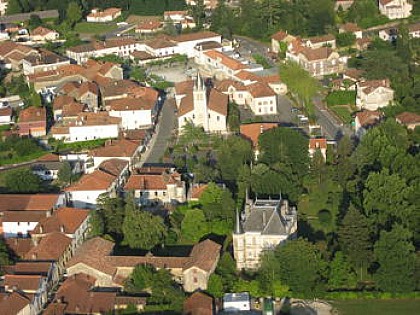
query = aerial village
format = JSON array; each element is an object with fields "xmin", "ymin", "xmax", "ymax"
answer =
[{"xmin": 0, "ymin": 0, "xmax": 419, "ymax": 314}]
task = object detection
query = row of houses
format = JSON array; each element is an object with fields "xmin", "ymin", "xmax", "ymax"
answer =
[{"xmin": 335, "ymin": 0, "xmax": 412, "ymax": 20}]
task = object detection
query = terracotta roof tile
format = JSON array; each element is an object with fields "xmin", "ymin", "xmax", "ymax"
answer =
[
  {"xmin": 170, "ymin": 31, "xmax": 220, "ymax": 43},
  {"xmin": 2, "ymin": 210, "xmax": 46, "ymax": 223},
  {"xmin": 37, "ymin": 153, "xmax": 60, "ymax": 162},
  {"xmin": 31, "ymin": 207, "xmax": 89, "ymax": 235},
  {"xmin": 300, "ymin": 47, "xmax": 335, "ymax": 61},
  {"xmin": 51, "ymin": 273, "xmax": 116, "ymax": 314},
  {"xmin": 184, "ymin": 292, "xmax": 214, "ymax": 315},
  {"xmin": 396, "ymin": 112, "xmax": 420, "ymax": 124},
  {"xmin": 4, "ymin": 238, "xmax": 34, "ymax": 258},
  {"xmin": 355, "ymin": 110, "xmax": 382, "ymax": 127},
  {"xmin": 62, "ymin": 102, "xmax": 86, "ymax": 117},
  {"xmin": 0, "ymin": 194, "xmax": 61, "ymax": 212},
  {"xmin": 306, "ymin": 34, "xmax": 335, "ymax": 44},
  {"xmin": 4, "ymin": 274, "xmax": 43, "ymax": 292},
  {"xmin": 0, "ymin": 106, "xmax": 12, "ymax": 117},
  {"xmin": 208, "ymin": 88, "xmax": 228, "ymax": 116},
  {"xmin": 137, "ymin": 20, "xmax": 162, "ymax": 31},
  {"xmin": 340, "ymin": 22, "xmax": 361, "ymax": 32},
  {"xmin": 247, "ymin": 82, "xmax": 276, "ymax": 98},
  {"xmin": 125, "ymin": 174, "xmax": 172, "ymax": 190},
  {"xmin": 184, "ymin": 239, "xmax": 221, "ymax": 272},
  {"xmin": 18, "ymin": 106, "xmax": 46, "ymax": 123},
  {"xmin": 24, "ymin": 232, "xmax": 71, "ymax": 261},
  {"xmin": 53, "ymin": 95, "xmax": 74, "ymax": 111},
  {"xmin": 91, "ymin": 138, "xmax": 140, "ymax": 158},
  {"xmin": 10, "ymin": 262, "xmax": 53, "ymax": 275},
  {"xmin": 98, "ymin": 158, "xmax": 129, "ymax": 177},
  {"xmin": 107, "ymin": 96, "xmax": 155, "ymax": 111},
  {"xmin": 65, "ymin": 169, "xmax": 116, "ymax": 191},
  {"xmin": 31, "ymin": 26, "xmax": 56, "ymax": 36},
  {"xmin": 309, "ymin": 138, "xmax": 327, "ymax": 150},
  {"xmin": 240, "ymin": 123, "xmax": 278, "ymax": 147},
  {"xmin": 190, "ymin": 184, "xmax": 209, "ymax": 200},
  {"xmin": 271, "ymin": 30, "xmax": 289, "ymax": 41},
  {"xmin": 0, "ymin": 292, "xmax": 31, "ymax": 315}
]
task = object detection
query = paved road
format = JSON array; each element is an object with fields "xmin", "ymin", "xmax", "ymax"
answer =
[
  {"xmin": 104, "ymin": 23, "xmax": 136, "ymax": 39},
  {"xmin": 143, "ymin": 98, "xmax": 177, "ymax": 164}
]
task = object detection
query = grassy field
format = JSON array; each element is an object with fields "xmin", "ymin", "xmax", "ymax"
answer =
[
  {"xmin": 330, "ymin": 106, "xmax": 353, "ymax": 124},
  {"xmin": 332, "ymin": 299, "xmax": 420, "ymax": 315},
  {"xmin": 74, "ymin": 22, "xmax": 118, "ymax": 35}
]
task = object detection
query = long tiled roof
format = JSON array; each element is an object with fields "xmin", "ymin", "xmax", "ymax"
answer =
[
  {"xmin": 0, "ymin": 292, "xmax": 31, "ymax": 315},
  {"xmin": 91, "ymin": 138, "xmax": 140, "ymax": 158},
  {"xmin": 18, "ymin": 106, "xmax": 46, "ymax": 123},
  {"xmin": 0, "ymin": 194, "xmax": 61, "ymax": 212},
  {"xmin": 31, "ymin": 207, "xmax": 90, "ymax": 235},
  {"xmin": 4, "ymin": 274, "xmax": 43, "ymax": 292},
  {"xmin": 240, "ymin": 123, "xmax": 279, "ymax": 147}
]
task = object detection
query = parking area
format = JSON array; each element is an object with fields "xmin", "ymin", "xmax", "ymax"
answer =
[{"xmin": 149, "ymin": 64, "xmax": 192, "ymax": 83}]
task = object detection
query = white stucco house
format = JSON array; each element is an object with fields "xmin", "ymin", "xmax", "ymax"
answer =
[
  {"xmin": 379, "ymin": 0, "xmax": 412, "ymax": 19},
  {"xmin": 86, "ymin": 7, "xmax": 122, "ymax": 22},
  {"xmin": 356, "ymin": 79, "xmax": 394, "ymax": 111}
]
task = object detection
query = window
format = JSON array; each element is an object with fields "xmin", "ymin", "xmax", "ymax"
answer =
[
  {"xmin": 192, "ymin": 114, "xmax": 195, "ymax": 119},
  {"xmin": 154, "ymin": 191, "xmax": 158, "ymax": 197},
  {"xmin": 217, "ymin": 116, "xmax": 220, "ymax": 121},
  {"xmin": 270, "ymin": 107, "xmax": 273, "ymax": 112}
]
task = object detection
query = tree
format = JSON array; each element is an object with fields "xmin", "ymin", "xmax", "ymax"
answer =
[
  {"xmin": 66, "ymin": 2, "xmax": 82, "ymax": 28},
  {"xmin": 4, "ymin": 168, "xmax": 42, "ymax": 193},
  {"xmin": 338, "ymin": 205, "xmax": 372, "ymax": 280},
  {"xmin": 125, "ymin": 264, "xmax": 155, "ymax": 293},
  {"xmin": 336, "ymin": 32, "xmax": 356, "ymax": 47},
  {"xmin": 181, "ymin": 209, "xmax": 209, "ymax": 243},
  {"xmin": 0, "ymin": 238, "xmax": 11, "ymax": 274},
  {"xmin": 57, "ymin": 161, "xmax": 72, "ymax": 186},
  {"xmin": 97, "ymin": 195, "xmax": 126, "ymax": 235},
  {"xmin": 210, "ymin": 0, "xmax": 236, "ymax": 38},
  {"xmin": 6, "ymin": 0, "xmax": 22, "ymax": 14},
  {"xmin": 269, "ymin": 239, "xmax": 326, "ymax": 295},
  {"xmin": 207, "ymin": 274, "xmax": 224, "ymax": 298},
  {"xmin": 374, "ymin": 224, "xmax": 416, "ymax": 293},
  {"xmin": 279, "ymin": 61, "xmax": 320, "ymax": 116},
  {"xmin": 199, "ymin": 182, "xmax": 235, "ymax": 223},
  {"xmin": 28, "ymin": 14, "xmax": 43, "ymax": 29},
  {"xmin": 307, "ymin": 0, "xmax": 335, "ymax": 35},
  {"xmin": 122, "ymin": 209, "xmax": 167, "ymax": 250},
  {"xmin": 217, "ymin": 136, "xmax": 252, "ymax": 182},
  {"xmin": 328, "ymin": 251, "xmax": 357, "ymax": 290},
  {"xmin": 363, "ymin": 168, "xmax": 413, "ymax": 228},
  {"xmin": 188, "ymin": 0, "xmax": 206, "ymax": 29}
]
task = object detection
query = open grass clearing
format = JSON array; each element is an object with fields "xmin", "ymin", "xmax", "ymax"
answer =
[
  {"xmin": 74, "ymin": 22, "xmax": 118, "ymax": 35},
  {"xmin": 332, "ymin": 299, "xmax": 420, "ymax": 315}
]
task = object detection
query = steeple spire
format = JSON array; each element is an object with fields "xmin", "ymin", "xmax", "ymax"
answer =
[
  {"xmin": 234, "ymin": 208, "xmax": 244, "ymax": 234},
  {"xmin": 194, "ymin": 71, "xmax": 204, "ymax": 91}
]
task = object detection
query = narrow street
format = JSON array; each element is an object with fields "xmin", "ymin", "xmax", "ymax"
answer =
[{"xmin": 142, "ymin": 98, "xmax": 177, "ymax": 164}]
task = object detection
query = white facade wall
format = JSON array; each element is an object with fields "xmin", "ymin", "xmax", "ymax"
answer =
[
  {"xmin": 31, "ymin": 32, "xmax": 59, "ymax": 42},
  {"xmin": 22, "ymin": 59, "xmax": 70, "ymax": 75},
  {"xmin": 53, "ymin": 124, "xmax": 120, "ymax": 143},
  {"xmin": 207, "ymin": 109, "xmax": 227, "ymax": 132},
  {"xmin": 250, "ymin": 95, "xmax": 277, "ymax": 115},
  {"xmin": 108, "ymin": 109, "xmax": 152, "ymax": 129},
  {"xmin": 0, "ymin": 114, "xmax": 11, "ymax": 124},
  {"xmin": 67, "ymin": 190, "xmax": 107, "ymax": 209},
  {"xmin": 356, "ymin": 88, "xmax": 394, "ymax": 111},
  {"xmin": 3, "ymin": 221, "xmax": 39, "ymax": 238}
]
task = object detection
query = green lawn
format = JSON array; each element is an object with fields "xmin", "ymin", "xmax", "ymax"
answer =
[
  {"xmin": 330, "ymin": 106, "xmax": 353, "ymax": 124},
  {"xmin": 332, "ymin": 299, "xmax": 420, "ymax": 315},
  {"xmin": 74, "ymin": 22, "xmax": 118, "ymax": 35}
]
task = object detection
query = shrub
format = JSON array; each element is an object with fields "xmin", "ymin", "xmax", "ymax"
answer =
[{"xmin": 318, "ymin": 209, "xmax": 332, "ymax": 225}]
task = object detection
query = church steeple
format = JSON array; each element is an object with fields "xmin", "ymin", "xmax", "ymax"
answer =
[{"xmin": 194, "ymin": 71, "xmax": 205, "ymax": 91}]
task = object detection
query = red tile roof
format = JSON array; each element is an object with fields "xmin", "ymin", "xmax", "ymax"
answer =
[
  {"xmin": 50, "ymin": 273, "xmax": 116, "ymax": 314},
  {"xmin": 18, "ymin": 106, "xmax": 46, "ymax": 123},
  {"xmin": 355, "ymin": 110, "xmax": 382, "ymax": 128},
  {"xmin": 91, "ymin": 138, "xmax": 140, "ymax": 158},
  {"xmin": 0, "ymin": 106, "xmax": 12, "ymax": 117},
  {"xmin": 98, "ymin": 158, "xmax": 129, "ymax": 177},
  {"xmin": 4, "ymin": 238, "xmax": 34, "ymax": 258},
  {"xmin": 271, "ymin": 30, "xmax": 288, "ymax": 41},
  {"xmin": 11, "ymin": 262, "xmax": 53, "ymax": 275},
  {"xmin": 170, "ymin": 31, "xmax": 220, "ymax": 43},
  {"xmin": 31, "ymin": 207, "xmax": 89, "ymax": 235},
  {"xmin": 24, "ymin": 232, "xmax": 71, "ymax": 261},
  {"xmin": 4, "ymin": 274, "xmax": 43, "ymax": 292},
  {"xmin": 0, "ymin": 194, "xmax": 61, "ymax": 212},
  {"xmin": 395, "ymin": 112, "xmax": 420, "ymax": 125},
  {"xmin": 240, "ymin": 123, "xmax": 278, "ymax": 147},
  {"xmin": 107, "ymin": 96, "xmax": 155, "ymax": 111},
  {"xmin": 184, "ymin": 292, "xmax": 214, "ymax": 315},
  {"xmin": 125, "ymin": 174, "xmax": 174, "ymax": 190},
  {"xmin": 309, "ymin": 138, "xmax": 327, "ymax": 150},
  {"xmin": 204, "ymin": 50, "xmax": 247, "ymax": 71},
  {"xmin": 31, "ymin": 26, "xmax": 56, "ymax": 36},
  {"xmin": 0, "ymin": 292, "xmax": 31, "ymax": 315},
  {"xmin": 248, "ymin": 82, "xmax": 276, "ymax": 98},
  {"xmin": 65, "ymin": 169, "xmax": 116, "ymax": 192}
]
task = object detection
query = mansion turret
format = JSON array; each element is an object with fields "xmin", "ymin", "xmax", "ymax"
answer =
[{"xmin": 233, "ymin": 197, "xmax": 297, "ymax": 270}]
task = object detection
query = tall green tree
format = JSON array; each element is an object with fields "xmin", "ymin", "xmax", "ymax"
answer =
[
  {"xmin": 4, "ymin": 168, "xmax": 42, "ymax": 193},
  {"xmin": 6, "ymin": 0, "xmax": 22, "ymax": 14},
  {"xmin": 57, "ymin": 161, "xmax": 72, "ymax": 186},
  {"xmin": 217, "ymin": 136, "xmax": 252, "ymax": 182},
  {"xmin": 327, "ymin": 251, "xmax": 357, "ymax": 290},
  {"xmin": 122, "ymin": 209, "xmax": 167, "ymax": 250},
  {"xmin": 374, "ymin": 224, "xmax": 416, "ymax": 293},
  {"xmin": 279, "ymin": 61, "xmax": 320, "ymax": 116},
  {"xmin": 265, "ymin": 239, "xmax": 326, "ymax": 295},
  {"xmin": 180, "ymin": 209, "xmax": 209, "ymax": 243},
  {"xmin": 199, "ymin": 182, "xmax": 235, "ymax": 223},
  {"xmin": 97, "ymin": 195, "xmax": 126, "ymax": 235},
  {"xmin": 66, "ymin": 2, "xmax": 82, "ymax": 28},
  {"xmin": 338, "ymin": 205, "xmax": 372, "ymax": 280}
]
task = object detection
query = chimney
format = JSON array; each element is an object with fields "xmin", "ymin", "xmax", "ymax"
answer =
[
  {"xmin": 39, "ymin": 224, "xmax": 43, "ymax": 233},
  {"xmin": 32, "ymin": 253, "xmax": 38, "ymax": 260},
  {"xmin": 60, "ymin": 225, "xmax": 65, "ymax": 233}
]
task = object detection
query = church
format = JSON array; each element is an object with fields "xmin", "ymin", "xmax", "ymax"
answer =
[{"xmin": 175, "ymin": 73, "xmax": 228, "ymax": 133}]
